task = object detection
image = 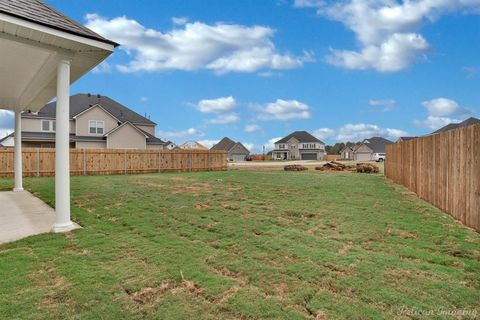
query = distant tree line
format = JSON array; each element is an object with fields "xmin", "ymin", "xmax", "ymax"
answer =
[{"xmin": 325, "ymin": 142, "xmax": 356, "ymax": 155}]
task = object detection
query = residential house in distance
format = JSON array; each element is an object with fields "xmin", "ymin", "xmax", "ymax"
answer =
[
  {"xmin": 272, "ymin": 131, "xmax": 325, "ymax": 160},
  {"xmin": 163, "ymin": 141, "xmax": 177, "ymax": 150},
  {"xmin": 179, "ymin": 140, "xmax": 208, "ymax": 150},
  {"xmin": 0, "ymin": 94, "xmax": 165, "ymax": 149},
  {"xmin": 340, "ymin": 142, "xmax": 359, "ymax": 160},
  {"xmin": 431, "ymin": 117, "xmax": 480, "ymax": 134},
  {"xmin": 353, "ymin": 137, "xmax": 393, "ymax": 161},
  {"xmin": 211, "ymin": 137, "xmax": 250, "ymax": 161},
  {"xmin": 396, "ymin": 137, "xmax": 417, "ymax": 142}
]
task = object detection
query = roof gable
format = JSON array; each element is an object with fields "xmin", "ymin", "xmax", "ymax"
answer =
[
  {"xmin": 104, "ymin": 121, "xmax": 148, "ymax": 138},
  {"xmin": 23, "ymin": 94, "xmax": 156, "ymax": 126},
  {"xmin": 361, "ymin": 137, "xmax": 393, "ymax": 153},
  {"xmin": 74, "ymin": 103, "xmax": 119, "ymax": 123},
  {"xmin": 230, "ymin": 142, "xmax": 250, "ymax": 154},
  {"xmin": 432, "ymin": 117, "xmax": 480, "ymax": 134},
  {"xmin": 211, "ymin": 137, "xmax": 236, "ymax": 151},
  {"xmin": 275, "ymin": 131, "xmax": 323, "ymax": 144},
  {"xmin": 0, "ymin": 0, "xmax": 118, "ymax": 46}
]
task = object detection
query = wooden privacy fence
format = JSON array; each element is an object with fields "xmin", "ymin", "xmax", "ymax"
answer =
[
  {"xmin": 385, "ymin": 124, "xmax": 480, "ymax": 231},
  {"xmin": 0, "ymin": 148, "xmax": 227, "ymax": 177}
]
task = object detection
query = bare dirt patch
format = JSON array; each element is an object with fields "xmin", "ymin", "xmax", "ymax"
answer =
[{"xmin": 126, "ymin": 280, "xmax": 205, "ymax": 306}]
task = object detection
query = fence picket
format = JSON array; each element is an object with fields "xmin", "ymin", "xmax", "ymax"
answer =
[{"xmin": 385, "ymin": 124, "xmax": 480, "ymax": 231}]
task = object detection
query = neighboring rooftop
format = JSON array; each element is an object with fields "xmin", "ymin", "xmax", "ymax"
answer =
[
  {"xmin": 398, "ymin": 137, "xmax": 417, "ymax": 142},
  {"xmin": 361, "ymin": 137, "xmax": 393, "ymax": 153},
  {"xmin": 22, "ymin": 93, "xmax": 156, "ymax": 126},
  {"xmin": 210, "ymin": 137, "xmax": 236, "ymax": 151},
  {"xmin": 275, "ymin": 131, "xmax": 324, "ymax": 144},
  {"xmin": 0, "ymin": 0, "xmax": 118, "ymax": 46},
  {"xmin": 432, "ymin": 117, "xmax": 480, "ymax": 134}
]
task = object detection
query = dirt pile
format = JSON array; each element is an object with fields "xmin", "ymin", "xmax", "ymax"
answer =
[
  {"xmin": 316, "ymin": 161, "xmax": 354, "ymax": 171},
  {"xmin": 284, "ymin": 164, "xmax": 308, "ymax": 171},
  {"xmin": 356, "ymin": 163, "xmax": 379, "ymax": 173}
]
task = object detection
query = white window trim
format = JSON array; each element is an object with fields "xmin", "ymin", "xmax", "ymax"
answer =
[
  {"xmin": 41, "ymin": 120, "xmax": 56, "ymax": 132},
  {"xmin": 88, "ymin": 120, "xmax": 105, "ymax": 135}
]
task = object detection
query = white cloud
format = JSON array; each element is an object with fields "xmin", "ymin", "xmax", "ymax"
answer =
[
  {"xmin": 157, "ymin": 127, "xmax": 204, "ymax": 139},
  {"xmin": 0, "ymin": 110, "xmax": 14, "ymax": 138},
  {"xmin": 244, "ymin": 124, "xmax": 261, "ymax": 133},
  {"xmin": 195, "ymin": 96, "xmax": 236, "ymax": 113},
  {"xmin": 369, "ymin": 99, "xmax": 396, "ymax": 112},
  {"xmin": 208, "ymin": 113, "xmax": 240, "ymax": 124},
  {"xmin": 85, "ymin": 14, "xmax": 309, "ymax": 74},
  {"xmin": 92, "ymin": 61, "xmax": 112, "ymax": 74},
  {"xmin": 265, "ymin": 137, "xmax": 283, "ymax": 150},
  {"xmin": 172, "ymin": 17, "xmax": 188, "ymax": 25},
  {"xmin": 255, "ymin": 99, "xmax": 312, "ymax": 121},
  {"xmin": 198, "ymin": 139, "xmax": 219, "ymax": 148},
  {"xmin": 140, "ymin": 96, "xmax": 148, "ymax": 102},
  {"xmin": 414, "ymin": 116, "xmax": 458, "ymax": 129},
  {"xmin": 421, "ymin": 97, "xmax": 470, "ymax": 117},
  {"xmin": 295, "ymin": 0, "xmax": 480, "ymax": 72},
  {"xmin": 313, "ymin": 123, "xmax": 407, "ymax": 142},
  {"xmin": 242, "ymin": 142, "xmax": 255, "ymax": 151},
  {"xmin": 326, "ymin": 33, "xmax": 429, "ymax": 72},
  {"xmin": 414, "ymin": 97, "xmax": 473, "ymax": 129},
  {"xmin": 312, "ymin": 128, "xmax": 335, "ymax": 141},
  {"xmin": 335, "ymin": 123, "xmax": 407, "ymax": 141}
]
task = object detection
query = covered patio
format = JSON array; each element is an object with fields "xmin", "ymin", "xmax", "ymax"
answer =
[{"xmin": 0, "ymin": 0, "xmax": 117, "ymax": 238}]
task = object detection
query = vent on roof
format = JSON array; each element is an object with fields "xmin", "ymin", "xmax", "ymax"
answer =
[{"xmin": 87, "ymin": 93, "xmax": 91, "ymax": 97}]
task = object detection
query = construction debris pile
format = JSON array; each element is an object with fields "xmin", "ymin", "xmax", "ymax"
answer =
[
  {"xmin": 316, "ymin": 161, "xmax": 379, "ymax": 174},
  {"xmin": 356, "ymin": 163, "xmax": 379, "ymax": 173},
  {"xmin": 315, "ymin": 161, "xmax": 353, "ymax": 171},
  {"xmin": 284, "ymin": 164, "xmax": 308, "ymax": 171}
]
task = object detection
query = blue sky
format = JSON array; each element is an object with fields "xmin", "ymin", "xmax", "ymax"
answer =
[{"xmin": 2, "ymin": 0, "xmax": 479, "ymax": 151}]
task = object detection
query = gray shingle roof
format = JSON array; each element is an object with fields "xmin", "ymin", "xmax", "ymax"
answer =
[
  {"xmin": 0, "ymin": 0, "xmax": 118, "ymax": 46},
  {"xmin": 14, "ymin": 131, "xmax": 164, "ymax": 145},
  {"xmin": 362, "ymin": 137, "xmax": 393, "ymax": 153},
  {"xmin": 211, "ymin": 137, "xmax": 236, "ymax": 151},
  {"xmin": 432, "ymin": 117, "xmax": 480, "ymax": 134},
  {"xmin": 275, "ymin": 131, "xmax": 324, "ymax": 144},
  {"xmin": 23, "ymin": 93, "xmax": 156, "ymax": 126}
]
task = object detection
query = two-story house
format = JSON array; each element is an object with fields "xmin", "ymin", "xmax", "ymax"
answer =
[
  {"xmin": 272, "ymin": 131, "xmax": 325, "ymax": 160},
  {"xmin": 1, "ymin": 93, "xmax": 166, "ymax": 149}
]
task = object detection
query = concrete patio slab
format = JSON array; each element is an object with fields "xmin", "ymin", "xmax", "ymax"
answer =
[{"xmin": 0, "ymin": 191, "xmax": 79, "ymax": 244}]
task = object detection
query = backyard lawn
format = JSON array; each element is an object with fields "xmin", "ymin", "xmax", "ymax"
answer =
[{"xmin": 0, "ymin": 170, "xmax": 479, "ymax": 319}]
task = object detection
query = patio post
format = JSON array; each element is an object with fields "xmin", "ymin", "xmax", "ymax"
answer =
[
  {"xmin": 13, "ymin": 110, "xmax": 23, "ymax": 192},
  {"xmin": 52, "ymin": 58, "xmax": 75, "ymax": 232}
]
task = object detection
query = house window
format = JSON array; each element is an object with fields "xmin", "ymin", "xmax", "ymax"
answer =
[
  {"xmin": 89, "ymin": 120, "xmax": 104, "ymax": 134},
  {"xmin": 42, "ymin": 120, "xmax": 49, "ymax": 131},
  {"xmin": 278, "ymin": 144, "xmax": 285, "ymax": 149},
  {"xmin": 41, "ymin": 120, "xmax": 55, "ymax": 132}
]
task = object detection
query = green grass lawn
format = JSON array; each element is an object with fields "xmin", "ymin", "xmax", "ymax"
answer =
[{"xmin": 0, "ymin": 170, "xmax": 479, "ymax": 319}]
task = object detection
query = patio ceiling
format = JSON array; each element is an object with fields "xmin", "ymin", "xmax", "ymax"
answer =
[{"xmin": 0, "ymin": 11, "xmax": 116, "ymax": 112}]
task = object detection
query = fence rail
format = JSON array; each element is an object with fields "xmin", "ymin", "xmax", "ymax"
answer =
[
  {"xmin": 385, "ymin": 124, "xmax": 480, "ymax": 231},
  {"xmin": 0, "ymin": 148, "xmax": 227, "ymax": 177}
]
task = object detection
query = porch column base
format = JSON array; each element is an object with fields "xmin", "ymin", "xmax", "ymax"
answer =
[
  {"xmin": 52, "ymin": 221, "xmax": 77, "ymax": 233},
  {"xmin": 13, "ymin": 187, "xmax": 24, "ymax": 192}
]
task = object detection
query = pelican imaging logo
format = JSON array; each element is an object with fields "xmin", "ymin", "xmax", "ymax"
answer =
[{"xmin": 397, "ymin": 306, "xmax": 478, "ymax": 318}]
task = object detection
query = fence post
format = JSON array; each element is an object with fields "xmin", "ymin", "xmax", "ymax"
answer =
[
  {"xmin": 189, "ymin": 151, "xmax": 192, "ymax": 172},
  {"xmin": 83, "ymin": 149, "xmax": 87, "ymax": 176},
  {"xmin": 207, "ymin": 152, "xmax": 211, "ymax": 172},
  {"xmin": 158, "ymin": 151, "xmax": 161, "ymax": 173},
  {"xmin": 124, "ymin": 150, "xmax": 127, "ymax": 175},
  {"xmin": 36, "ymin": 148, "xmax": 40, "ymax": 177}
]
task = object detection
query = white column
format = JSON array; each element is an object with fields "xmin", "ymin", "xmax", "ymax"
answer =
[
  {"xmin": 13, "ymin": 110, "xmax": 23, "ymax": 192},
  {"xmin": 52, "ymin": 59, "xmax": 75, "ymax": 232}
]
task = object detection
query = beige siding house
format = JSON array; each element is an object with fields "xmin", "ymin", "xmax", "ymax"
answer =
[
  {"xmin": 211, "ymin": 137, "xmax": 250, "ymax": 161},
  {"xmin": 1, "ymin": 93, "xmax": 165, "ymax": 149},
  {"xmin": 272, "ymin": 131, "xmax": 325, "ymax": 160}
]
